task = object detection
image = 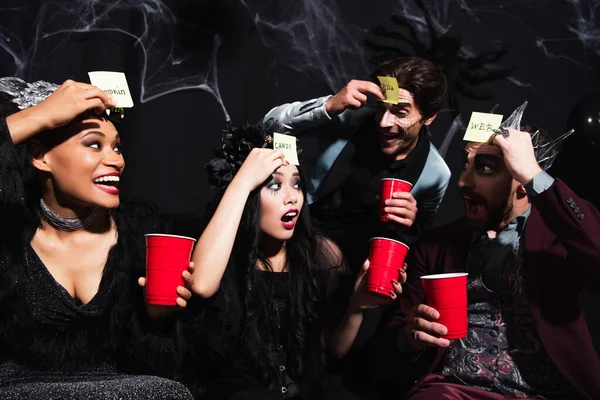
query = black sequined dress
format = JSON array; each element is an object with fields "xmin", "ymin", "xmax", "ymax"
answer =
[{"xmin": 0, "ymin": 118, "xmax": 193, "ymax": 399}]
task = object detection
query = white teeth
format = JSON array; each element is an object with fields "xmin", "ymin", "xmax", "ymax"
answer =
[
  {"xmin": 284, "ymin": 212, "xmax": 298, "ymax": 218},
  {"xmin": 93, "ymin": 175, "xmax": 120, "ymax": 183}
]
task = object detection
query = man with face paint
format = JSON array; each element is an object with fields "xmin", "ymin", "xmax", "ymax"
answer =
[
  {"xmin": 263, "ymin": 57, "xmax": 449, "ymax": 399},
  {"xmin": 380, "ymin": 115, "xmax": 600, "ymax": 399},
  {"xmin": 263, "ymin": 57, "xmax": 449, "ymax": 273}
]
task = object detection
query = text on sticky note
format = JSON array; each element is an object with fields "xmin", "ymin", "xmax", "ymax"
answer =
[
  {"xmin": 273, "ymin": 133, "xmax": 299, "ymax": 165},
  {"xmin": 88, "ymin": 71, "xmax": 134, "ymax": 108},
  {"xmin": 463, "ymin": 112, "xmax": 504, "ymax": 142},
  {"xmin": 376, "ymin": 76, "xmax": 399, "ymax": 105}
]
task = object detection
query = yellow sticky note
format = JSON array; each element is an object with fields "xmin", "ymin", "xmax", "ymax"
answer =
[
  {"xmin": 376, "ymin": 76, "xmax": 399, "ymax": 105},
  {"xmin": 463, "ymin": 112, "xmax": 504, "ymax": 142},
  {"xmin": 273, "ymin": 133, "xmax": 299, "ymax": 165},
  {"xmin": 88, "ymin": 71, "xmax": 134, "ymax": 108}
]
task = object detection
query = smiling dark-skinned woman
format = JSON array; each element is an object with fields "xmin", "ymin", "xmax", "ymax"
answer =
[{"xmin": 0, "ymin": 78, "xmax": 193, "ymax": 399}]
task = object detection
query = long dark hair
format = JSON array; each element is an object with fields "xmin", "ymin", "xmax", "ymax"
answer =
[{"xmin": 233, "ymin": 166, "xmax": 322, "ymax": 384}]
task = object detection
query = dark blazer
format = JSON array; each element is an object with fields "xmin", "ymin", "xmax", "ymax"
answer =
[{"xmin": 382, "ymin": 179, "xmax": 600, "ymax": 399}]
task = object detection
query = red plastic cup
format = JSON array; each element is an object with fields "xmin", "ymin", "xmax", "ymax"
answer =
[
  {"xmin": 145, "ymin": 234, "xmax": 196, "ymax": 306},
  {"xmin": 367, "ymin": 237, "xmax": 410, "ymax": 297},
  {"xmin": 420, "ymin": 272, "xmax": 469, "ymax": 339},
  {"xmin": 380, "ymin": 178, "xmax": 413, "ymax": 222}
]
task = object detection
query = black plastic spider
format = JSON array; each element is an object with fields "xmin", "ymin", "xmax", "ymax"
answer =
[{"xmin": 365, "ymin": 0, "xmax": 513, "ymax": 117}]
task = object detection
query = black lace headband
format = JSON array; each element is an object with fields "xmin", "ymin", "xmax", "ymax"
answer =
[{"xmin": 205, "ymin": 120, "xmax": 301, "ymax": 189}]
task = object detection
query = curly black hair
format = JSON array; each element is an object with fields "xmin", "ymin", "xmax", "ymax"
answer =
[{"xmin": 205, "ymin": 120, "xmax": 301, "ymax": 189}]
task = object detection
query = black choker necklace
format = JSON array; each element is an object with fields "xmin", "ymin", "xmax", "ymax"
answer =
[{"xmin": 39, "ymin": 199, "xmax": 98, "ymax": 231}]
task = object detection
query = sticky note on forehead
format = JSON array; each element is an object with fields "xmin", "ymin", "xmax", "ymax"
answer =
[
  {"xmin": 463, "ymin": 112, "xmax": 504, "ymax": 142},
  {"xmin": 88, "ymin": 71, "xmax": 134, "ymax": 108},
  {"xmin": 376, "ymin": 76, "xmax": 399, "ymax": 105},
  {"xmin": 273, "ymin": 133, "xmax": 299, "ymax": 165}
]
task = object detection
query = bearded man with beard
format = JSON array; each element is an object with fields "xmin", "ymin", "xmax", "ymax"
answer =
[{"xmin": 380, "ymin": 120, "xmax": 600, "ymax": 399}]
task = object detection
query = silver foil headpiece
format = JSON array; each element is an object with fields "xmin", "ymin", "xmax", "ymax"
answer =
[
  {"xmin": 0, "ymin": 77, "xmax": 124, "ymax": 122},
  {"xmin": 0, "ymin": 77, "xmax": 59, "ymax": 110}
]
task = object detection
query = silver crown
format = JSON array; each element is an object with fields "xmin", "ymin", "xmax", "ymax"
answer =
[{"xmin": 499, "ymin": 101, "xmax": 573, "ymax": 171}]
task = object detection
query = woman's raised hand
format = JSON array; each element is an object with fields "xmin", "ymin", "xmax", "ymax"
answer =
[
  {"xmin": 233, "ymin": 148, "xmax": 289, "ymax": 192},
  {"xmin": 33, "ymin": 80, "xmax": 117, "ymax": 131},
  {"xmin": 348, "ymin": 259, "xmax": 406, "ymax": 313}
]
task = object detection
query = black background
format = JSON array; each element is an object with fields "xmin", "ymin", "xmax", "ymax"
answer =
[{"xmin": 1, "ymin": 0, "xmax": 598, "ymax": 349}]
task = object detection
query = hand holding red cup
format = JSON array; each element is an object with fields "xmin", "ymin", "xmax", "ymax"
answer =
[
  {"xmin": 379, "ymin": 178, "xmax": 413, "ymax": 222},
  {"xmin": 420, "ymin": 272, "xmax": 469, "ymax": 340},
  {"xmin": 144, "ymin": 234, "xmax": 196, "ymax": 306},
  {"xmin": 348, "ymin": 259, "xmax": 406, "ymax": 314},
  {"xmin": 366, "ymin": 237, "xmax": 410, "ymax": 297}
]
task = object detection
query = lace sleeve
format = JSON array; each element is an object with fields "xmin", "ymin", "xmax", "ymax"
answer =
[
  {"xmin": 316, "ymin": 237, "xmax": 353, "ymax": 330},
  {"xmin": 0, "ymin": 117, "xmax": 35, "ymax": 246}
]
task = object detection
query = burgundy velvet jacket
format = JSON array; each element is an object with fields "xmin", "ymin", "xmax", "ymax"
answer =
[{"xmin": 384, "ymin": 179, "xmax": 600, "ymax": 399}]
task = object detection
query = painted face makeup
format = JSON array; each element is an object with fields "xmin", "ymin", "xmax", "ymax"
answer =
[
  {"xmin": 390, "ymin": 90, "xmax": 420, "ymax": 128},
  {"xmin": 259, "ymin": 164, "xmax": 305, "ymax": 241},
  {"xmin": 380, "ymin": 112, "xmax": 421, "ymax": 130},
  {"xmin": 375, "ymin": 88, "xmax": 428, "ymax": 160}
]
